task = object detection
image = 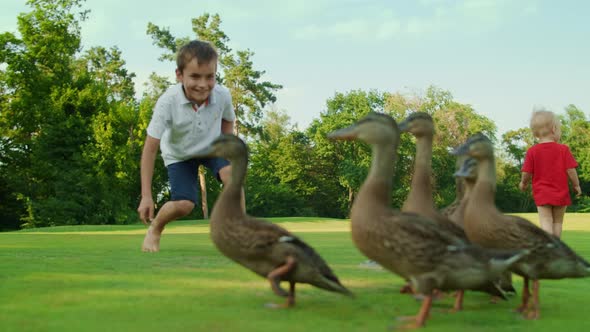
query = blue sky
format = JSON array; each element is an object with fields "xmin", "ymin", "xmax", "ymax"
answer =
[{"xmin": 2, "ymin": 0, "xmax": 589, "ymax": 135}]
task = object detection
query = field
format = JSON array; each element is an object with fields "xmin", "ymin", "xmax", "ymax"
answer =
[{"xmin": 1, "ymin": 214, "xmax": 589, "ymax": 332}]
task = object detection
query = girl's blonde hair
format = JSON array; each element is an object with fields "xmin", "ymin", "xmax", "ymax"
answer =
[{"xmin": 530, "ymin": 108, "xmax": 560, "ymax": 139}]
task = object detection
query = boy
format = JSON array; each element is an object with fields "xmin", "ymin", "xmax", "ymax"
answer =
[
  {"xmin": 137, "ymin": 40, "xmax": 236, "ymax": 252},
  {"xmin": 519, "ymin": 109, "xmax": 582, "ymax": 238}
]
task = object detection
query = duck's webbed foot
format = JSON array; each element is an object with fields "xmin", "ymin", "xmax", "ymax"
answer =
[
  {"xmin": 394, "ymin": 295, "xmax": 433, "ymax": 330},
  {"xmin": 522, "ymin": 280, "xmax": 540, "ymax": 320},
  {"xmin": 399, "ymin": 282, "xmax": 414, "ymax": 294},
  {"xmin": 267, "ymin": 256, "xmax": 297, "ymax": 298},
  {"xmin": 265, "ymin": 281, "xmax": 296, "ymax": 309},
  {"xmin": 514, "ymin": 277, "xmax": 530, "ymax": 313},
  {"xmin": 451, "ymin": 290, "xmax": 464, "ymax": 312}
]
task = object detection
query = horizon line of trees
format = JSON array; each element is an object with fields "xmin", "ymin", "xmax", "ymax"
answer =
[{"xmin": 1, "ymin": 0, "xmax": 589, "ymax": 231}]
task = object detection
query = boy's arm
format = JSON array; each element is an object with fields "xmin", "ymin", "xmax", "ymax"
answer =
[
  {"xmin": 221, "ymin": 119, "xmax": 235, "ymax": 135},
  {"xmin": 519, "ymin": 172, "xmax": 532, "ymax": 192},
  {"xmin": 567, "ymin": 168, "xmax": 582, "ymax": 196},
  {"xmin": 137, "ymin": 135, "xmax": 160, "ymax": 224}
]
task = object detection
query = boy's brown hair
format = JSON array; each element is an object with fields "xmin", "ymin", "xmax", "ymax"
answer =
[
  {"xmin": 176, "ymin": 40, "xmax": 218, "ymax": 73},
  {"xmin": 530, "ymin": 109, "xmax": 560, "ymax": 139}
]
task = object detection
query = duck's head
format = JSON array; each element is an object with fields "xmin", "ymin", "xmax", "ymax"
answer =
[
  {"xmin": 327, "ymin": 112, "xmax": 400, "ymax": 145},
  {"xmin": 398, "ymin": 112, "xmax": 434, "ymax": 137},
  {"xmin": 193, "ymin": 134, "xmax": 248, "ymax": 161},
  {"xmin": 454, "ymin": 157, "xmax": 478, "ymax": 181},
  {"xmin": 452, "ymin": 133, "xmax": 494, "ymax": 160}
]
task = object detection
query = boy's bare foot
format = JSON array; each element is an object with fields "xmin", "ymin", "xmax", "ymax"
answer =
[{"xmin": 142, "ymin": 225, "xmax": 161, "ymax": 252}]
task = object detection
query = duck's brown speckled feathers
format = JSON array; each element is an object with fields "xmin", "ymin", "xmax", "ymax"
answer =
[
  {"xmin": 330, "ymin": 113, "xmax": 528, "ymax": 327},
  {"xmin": 455, "ymin": 133, "xmax": 590, "ymax": 319},
  {"xmin": 197, "ymin": 134, "xmax": 352, "ymax": 307}
]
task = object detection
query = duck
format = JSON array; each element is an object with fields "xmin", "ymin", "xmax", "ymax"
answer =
[
  {"xmin": 328, "ymin": 112, "xmax": 528, "ymax": 328},
  {"xmin": 453, "ymin": 157, "xmax": 516, "ymax": 297},
  {"xmin": 398, "ymin": 112, "xmax": 513, "ymax": 308},
  {"xmin": 439, "ymin": 155, "xmax": 468, "ymax": 226},
  {"xmin": 398, "ymin": 112, "xmax": 468, "ymax": 240},
  {"xmin": 453, "ymin": 133, "xmax": 590, "ymax": 319},
  {"xmin": 193, "ymin": 134, "xmax": 352, "ymax": 308}
]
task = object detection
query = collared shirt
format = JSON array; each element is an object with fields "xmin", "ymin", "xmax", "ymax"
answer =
[{"xmin": 147, "ymin": 83, "xmax": 236, "ymax": 166}]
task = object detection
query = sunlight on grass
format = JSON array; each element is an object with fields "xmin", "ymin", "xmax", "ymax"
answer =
[
  {"xmin": 1, "ymin": 214, "xmax": 590, "ymax": 332},
  {"xmin": 12, "ymin": 218, "xmax": 351, "ymax": 235}
]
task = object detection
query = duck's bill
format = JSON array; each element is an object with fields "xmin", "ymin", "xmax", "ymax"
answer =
[
  {"xmin": 454, "ymin": 165, "xmax": 471, "ymax": 177},
  {"xmin": 327, "ymin": 126, "xmax": 358, "ymax": 140},
  {"xmin": 451, "ymin": 143, "xmax": 469, "ymax": 156},
  {"xmin": 397, "ymin": 119, "xmax": 409, "ymax": 132}
]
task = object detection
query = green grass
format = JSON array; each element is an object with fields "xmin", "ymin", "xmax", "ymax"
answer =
[{"xmin": 1, "ymin": 215, "xmax": 589, "ymax": 332}]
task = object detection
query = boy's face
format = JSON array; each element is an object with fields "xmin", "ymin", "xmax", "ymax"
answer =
[{"xmin": 176, "ymin": 58, "xmax": 216, "ymax": 105}]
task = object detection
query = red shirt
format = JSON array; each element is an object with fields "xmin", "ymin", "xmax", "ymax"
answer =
[{"xmin": 522, "ymin": 142, "xmax": 578, "ymax": 206}]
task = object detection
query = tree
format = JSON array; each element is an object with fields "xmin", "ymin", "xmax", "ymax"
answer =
[
  {"xmin": 308, "ymin": 90, "xmax": 384, "ymax": 215},
  {"xmin": 247, "ymin": 109, "xmax": 317, "ymax": 216},
  {"xmin": 75, "ymin": 46, "xmax": 142, "ymax": 224},
  {"xmin": 384, "ymin": 86, "xmax": 497, "ymax": 208},
  {"xmin": 559, "ymin": 105, "xmax": 590, "ymax": 211},
  {"xmin": 560, "ymin": 105, "xmax": 590, "ymax": 182},
  {"xmin": 501, "ymin": 128, "xmax": 533, "ymax": 168},
  {"xmin": 0, "ymin": 0, "xmax": 87, "ymax": 228},
  {"xmin": 1, "ymin": 0, "xmax": 144, "ymax": 228}
]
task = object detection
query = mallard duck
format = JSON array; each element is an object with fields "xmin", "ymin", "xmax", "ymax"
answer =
[
  {"xmin": 398, "ymin": 112, "xmax": 468, "ymax": 240},
  {"xmin": 453, "ymin": 133, "xmax": 590, "ymax": 319},
  {"xmin": 328, "ymin": 113, "xmax": 528, "ymax": 328},
  {"xmin": 439, "ymin": 155, "xmax": 469, "ymax": 226},
  {"xmin": 449, "ymin": 157, "xmax": 479, "ymax": 227},
  {"xmin": 193, "ymin": 134, "xmax": 352, "ymax": 308},
  {"xmin": 398, "ymin": 112, "xmax": 512, "ymax": 308},
  {"xmin": 453, "ymin": 157, "xmax": 516, "ymax": 297}
]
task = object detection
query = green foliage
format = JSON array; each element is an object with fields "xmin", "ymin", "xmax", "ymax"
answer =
[
  {"xmin": 0, "ymin": 0, "xmax": 143, "ymax": 229},
  {"xmin": 560, "ymin": 105, "xmax": 590, "ymax": 182},
  {"xmin": 1, "ymin": 4, "xmax": 588, "ymax": 229},
  {"xmin": 308, "ymin": 90, "xmax": 384, "ymax": 214},
  {"xmin": 247, "ymin": 110, "xmax": 319, "ymax": 217},
  {"xmin": 501, "ymin": 128, "xmax": 533, "ymax": 168},
  {"xmin": 1, "ymin": 0, "xmax": 87, "ymax": 228},
  {"xmin": 384, "ymin": 86, "xmax": 498, "ymax": 208}
]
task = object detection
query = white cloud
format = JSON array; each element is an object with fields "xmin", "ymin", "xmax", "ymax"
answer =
[
  {"xmin": 293, "ymin": 0, "xmax": 539, "ymax": 41},
  {"xmin": 294, "ymin": 17, "xmax": 403, "ymax": 41}
]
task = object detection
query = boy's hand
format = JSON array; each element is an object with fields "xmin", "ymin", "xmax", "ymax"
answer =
[
  {"xmin": 518, "ymin": 181, "xmax": 527, "ymax": 192},
  {"xmin": 137, "ymin": 197, "xmax": 155, "ymax": 225}
]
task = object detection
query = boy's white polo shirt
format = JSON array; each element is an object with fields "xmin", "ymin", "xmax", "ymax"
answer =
[{"xmin": 147, "ymin": 83, "xmax": 235, "ymax": 166}]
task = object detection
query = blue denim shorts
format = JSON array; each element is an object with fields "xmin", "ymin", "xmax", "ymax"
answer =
[{"xmin": 167, "ymin": 157, "xmax": 229, "ymax": 204}]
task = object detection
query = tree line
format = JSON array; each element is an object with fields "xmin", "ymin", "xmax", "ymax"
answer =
[{"xmin": 1, "ymin": 0, "xmax": 588, "ymax": 231}]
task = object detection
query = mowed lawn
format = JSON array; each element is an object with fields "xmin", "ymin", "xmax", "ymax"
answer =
[{"xmin": 1, "ymin": 214, "xmax": 590, "ymax": 332}]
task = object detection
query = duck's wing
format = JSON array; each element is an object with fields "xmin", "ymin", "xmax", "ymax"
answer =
[
  {"xmin": 506, "ymin": 216, "xmax": 563, "ymax": 249},
  {"xmin": 506, "ymin": 215, "xmax": 587, "ymax": 260},
  {"xmin": 440, "ymin": 199, "xmax": 460, "ymax": 218},
  {"xmin": 433, "ymin": 214, "xmax": 468, "ymax": 240},
  {"xmin": 237, "ymin": 216, "xmax": 293, "ymax": 251},
  {"xmin": 245, "ymin": 217, "xmax": 347, "ymax": 290},
  {"xmin": 507, "ymin": 215, "xmax": 590, "ymax": 276},
  {"xmin": 277, "ymin": 235, "xmax": 343, "ymax": 284},
  {"xmin": 395, "ymin": 212, "xmax": 468, "ymax": 247}
]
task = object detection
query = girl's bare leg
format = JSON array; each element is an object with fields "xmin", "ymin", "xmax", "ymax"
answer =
[
  {"xmin": 536, "ymin": 205, "xmax": 554, "ymax": 235},
  {"xmin": 551, "ymin": 205, "xmax": 567, "ymax": 238}
]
